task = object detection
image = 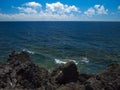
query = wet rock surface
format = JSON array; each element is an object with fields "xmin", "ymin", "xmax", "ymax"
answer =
[{"xmin": 0, "ymin": 51, "xmax": 119, "ymax": 90}]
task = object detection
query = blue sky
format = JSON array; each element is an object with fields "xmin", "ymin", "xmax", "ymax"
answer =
[{"xmin": 0, "ymin": 0, "xmax": 120, "ymax": 21}]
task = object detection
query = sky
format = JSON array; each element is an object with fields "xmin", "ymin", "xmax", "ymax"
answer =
[{"xmin": 0, "ymin": 0, "xmax": 120, "ymax": 21}]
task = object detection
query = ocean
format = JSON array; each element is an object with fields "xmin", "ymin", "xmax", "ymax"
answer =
[{"xmin": 0, "ymin": 21, "xmax": 120, "ymax": 73}]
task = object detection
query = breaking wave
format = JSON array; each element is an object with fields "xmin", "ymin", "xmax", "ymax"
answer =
[
  {"xmin": 22, "ymin": 49, "xmax": 35, "ymax": 54},
  {"xmin": 55, "ymin": 58, "xmax": 78, "ymax": 65}
]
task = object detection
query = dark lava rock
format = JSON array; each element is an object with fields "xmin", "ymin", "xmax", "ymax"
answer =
[
  {"xmin": 51, "ymin": 61, "xmax": 79, "ymax": 85},
  {"xmin": 85, "ymin": 63, "xmax": 120, "ymax": 90},
  {"xmin": 0, "ymin": 51, "xmax": 49, "ymax": 89},
  {"xmin": 57, "ymin": 82, "xmax": 85, "ymax": 90},
  {"xmin": 0, "ymin": 51, "xmax": 120, "ymax": 90},
  {"xmin": 78, "ymin": 73, "xmax": 93, "ymax": 84}
]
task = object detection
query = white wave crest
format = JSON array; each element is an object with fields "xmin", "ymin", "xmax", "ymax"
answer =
[
  {"xmin": 55, "ymin": 59, "xmax": 66, "ymax": 64},
  {"xmin": 81, "ymin": 57, "xmax": 89, "ymax": 63},
  {"xmin": 55, "ymin": 59, "xmax": 78, "ymax": 65},
  {"xmin": 22, "ymin": 49, "xmax": 35, "ymax": 54}
]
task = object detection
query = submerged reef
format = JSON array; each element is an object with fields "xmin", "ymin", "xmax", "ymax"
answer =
[{"xmin": 0, "ymin": 51, "xmax": 119, "ymax": 90}]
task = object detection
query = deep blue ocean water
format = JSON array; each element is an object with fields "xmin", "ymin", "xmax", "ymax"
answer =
[{"xmin": 0, "ymin": 21, "xmax": 120, "ymax": 73}]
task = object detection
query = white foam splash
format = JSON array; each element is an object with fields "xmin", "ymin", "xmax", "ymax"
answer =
[
  {"xmin": 22, "ymin": 49, "xmax": 35, "ymax": 54},
  {"xmin": 81, "ymin": 57, "xmax": 89, "ymax": 63},
  {"xmin": 55, "ymin": 59, "xmax": 78, "ymax": 65},
  {"xmin": 55, "ymin": 59, "xmax": 67, "ymax": 64}
]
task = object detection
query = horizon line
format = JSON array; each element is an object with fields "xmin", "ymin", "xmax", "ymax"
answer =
[{"xmin": 0, "ymin": 20, "xmax": 120, "ymax": 22}]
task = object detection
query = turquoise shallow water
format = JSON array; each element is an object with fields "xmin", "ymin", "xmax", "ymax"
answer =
[{"xmin": 0, "ymin": 21, "xmax": 120, "ymax": 73}]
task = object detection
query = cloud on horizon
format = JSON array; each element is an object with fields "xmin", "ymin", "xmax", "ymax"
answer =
[
  {"xmin": 0, "ymin": 2, "xmax": 81, "ymax": 21},
  {"xmin": 84, "ymin": 8, "xmax": 95, "ymax": 16},
  {"xmin": 0, "ymin": 2, "xmax": 110, "ymax": 21},
  {"xmin": 84, "ymin": 5, "xmax": 108, "ymax": 17}
]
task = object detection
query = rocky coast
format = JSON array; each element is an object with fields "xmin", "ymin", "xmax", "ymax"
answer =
[{"xmin": 0, "ymin": 51, "xmax": 119, "ymax": 90}]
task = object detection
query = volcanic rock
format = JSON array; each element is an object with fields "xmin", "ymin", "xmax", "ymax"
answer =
[
  {"xmin": 51, "ymin": 61, "xmax": 79, "ymax": 85},
  {"xmin": 0, "ymin": 51, "xmax": 49, "ymax": 89},
  {"xmin": 0, "ymin": 51, "xmax": 119, "ymax": 90},
  {"xmin": 85, "ymin": 63, "xmax": 120, "ymax": 90}
]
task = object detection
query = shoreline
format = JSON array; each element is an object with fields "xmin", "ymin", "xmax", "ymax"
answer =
[{"xmin": 0, "ymin": 51, "xmax": 119, "ymax": 90}]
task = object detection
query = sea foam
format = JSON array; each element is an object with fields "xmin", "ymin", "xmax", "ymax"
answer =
[
  {"xmin": 22, "ymin": 49, "xmax": 35, "ymax": 54},
  {"xmin": 81, "ymin": 57, "xmax": 89, "ymax": 63},
  {"xmin": 55, "ymin": 59, "xmax": 78, "ymax": 65}
]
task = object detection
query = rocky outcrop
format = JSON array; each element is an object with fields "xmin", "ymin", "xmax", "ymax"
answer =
[
  {"xmin": 50, "ymin": 61, "xmax": 79, "ymax": 85},
  {"xmin": 0, "ymin": 51, "xmax": 119, "ymax": 90},
  {"xmin": 0, "ymin": 51, "xmax": 49, "ymax": 89},
  {"xmin": 85, "ymin": 63, "xmax": 120, "ymax": 90}
]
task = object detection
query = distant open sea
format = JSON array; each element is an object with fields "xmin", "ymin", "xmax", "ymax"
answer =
[{"xmin": 0, "ymin": 21, "xmax": 120, "ymax": 73}]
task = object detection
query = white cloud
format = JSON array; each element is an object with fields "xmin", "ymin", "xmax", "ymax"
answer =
[
  {"xmin": 18, "ymin": 7, "xmax": 37, "ymax": 14},
  {"xmin": 46, "ymin": 2, "xmax": 79, "ymax": 14},
  {"xmin": 0, "ymin": 2, "xmax": 81, "ymax": 21},
  {"xmin": 17, "ymin": 2, "xmax": 42, "ymax": 14},
  {"xmin": 0, "ymin": 2, "xmax": 80, "ymax": 21},
  {"xmin": 0, "ymin": 2, "xmax": 109, "ymax": 21},
  {"xmin": 46, "ymin": 2, "xmax": 64, "ymax": 13},
  {"xmin": 65, "ymin": 5, "xmax": 79, "ymax": 13},
  {"xmin": 84, "ymin": 5, "xmax": 108, "ymax": 16},
  {"xmin": 84, "ymin": 8, "xmax": 95, "ymax": 16},
  {"xmin": 94, "ymin": 5, "xmax": 108, "ymax": 14},
  {"xmin": 94, "ymin": 5, "xmax": 100, "ymax": 9},
  {"xmin": 118, "ymin": 5, "xmax": 120, "ymax": 10},
  {"xmin": 25, "ymin": 2, "xmax": 42, "ymax": 8},
  {"xmin": 0, "ymin": 13, "xmax": 80, "ymax": 21}
]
